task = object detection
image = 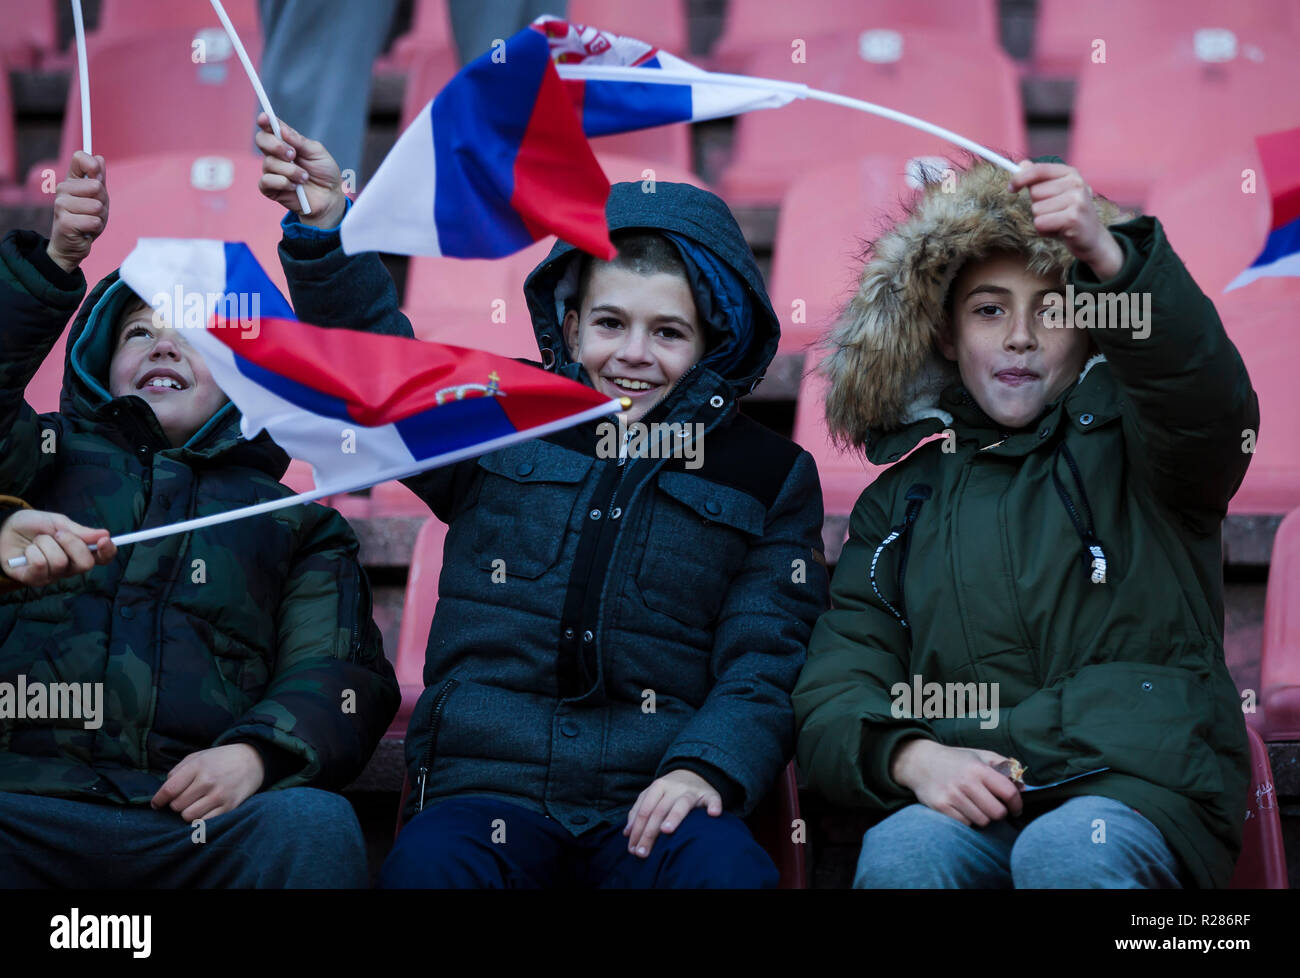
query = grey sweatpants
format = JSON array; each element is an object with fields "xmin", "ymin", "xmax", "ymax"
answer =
[{"xmin": 0, "ymin": 788, "xmax": 367, "ymax": 888}]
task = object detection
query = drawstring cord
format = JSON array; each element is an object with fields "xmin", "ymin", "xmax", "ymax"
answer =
[
  {"xmin": 870, "ymin": 484, "xmax": 932, "ymax": 630},
  {"xmin": 1051, "ymin": 441, "xmax": 1109, "ymax": 584}
]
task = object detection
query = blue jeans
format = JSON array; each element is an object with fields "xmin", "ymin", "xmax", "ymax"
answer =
[
  {"xmin": 855, "ymin": 796, "xmax": 1185, "ymax": 888},
  {"xmin": 379, "ymin": 797, "xmax": 778, "ymax": 888},
  {"xmin": 0, "ymin": 788, "xmax": 368, "ymax": 888}
]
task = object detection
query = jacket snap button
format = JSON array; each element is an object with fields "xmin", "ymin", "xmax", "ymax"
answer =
[
  {"xmin": 560, "ymin": 722, "xmax": 579, "ymax": 737},
  {"xmin": 516, "ymin": 463, "xmax": 533, "ymax": 476},
  {"xmin": 119, "ymin": 606, "xmax": 135, "ymax": 620},
  {"xmin": 571, "ymin": 814, "xmax": 588, "ymax": 825},
  {"xmin": 589, "ymin": 509, "xmax": 601, "ymax": 520},
  {"xmin": 709, "ymin": 395, "xmax": 724, "ymax": 408},
  {"xmin": 705, "ymin": 501, "xmax": 721, "ymax": 516},
  {"xmin": 1141, "ymin": 681, "xmax": 1153, "ymax": 691},
  {"xmin": 1038, "ymin": 426, "xmax": 1050, "ymax": 439},
  {"xmin": 582, "ymin": 630, "xmax": 593, "ymax": 643},
  {"xmin": 563, "ymin": 627, "xmax": 574, "ymax": 639},
  {"xmin": 137, "ymin": 445, "xmax": 149, "ymax": 455},
  {"xmin": 1080, "ymin": 413, "xmax": 1094, "ymax": 426},
  {"xmin": 610, "ymin": 507, "xmax": 622, "ymax": 519}
]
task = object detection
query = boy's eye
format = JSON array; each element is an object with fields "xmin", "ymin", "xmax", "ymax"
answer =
[
  {"xmin": 593, "ymin": 317, "xmax": 623, "ymax": 330},
  {"xmin": 124, "ymin": 325, "xmax": 152, "ymax": 341},
  {"xmin": 974, "ymin": 304, "xmax": 1003, "ymax": 317},
  {"xmin": 656, "ymin": 326, "xmax": 685, "ymax": 341}
]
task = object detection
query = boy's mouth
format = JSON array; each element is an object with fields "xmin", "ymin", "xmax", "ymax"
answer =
[
  {"xmin": 994, "ymin": 368, "xmax": 1039, "ymax": 388},
  {"xmin": 605, "ymin": 376, "xmax": 661, "ymax": 397},
  {"xmin": 137, "ymin": 368, "xmax": 190, "ymax": 393}
]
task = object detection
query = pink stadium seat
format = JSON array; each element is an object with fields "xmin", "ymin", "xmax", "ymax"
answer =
[
  {"xmin": 385, "ymin": 516, "xmax": 449, "ymax": 747},
  {"xmin": 0, "ymin": 67, "xmax": 16, "ymax": 187},
  {"xmin": 769, "ymin": 154, "xmax": 924, "ymax": 356},
  {"xmin": 398, "ymin": 46, "xmax": 693, "ymax": 171},
  {"xmin": 0, "ymin": 0, "xmax": 58, "ymax": 68},
  {"xmin": 718, "ymin": 28, "xmax": 1026, "ymax": 205},
  {"xmin": 385, "ymin": 0, "xmax": 454, "ymax": 69},
  {"xmin": 1258, "ymin": 508, "xmax": 1300, "ymax": 742},
  {"xmin": 92, "ymin": 0, "xmax": 259, "ymax": 42},
  {"xmin": 1228, "ymin": 724, "xmax": 1289, "ymax": 888},
  {"xmin": 26, "ymin": 27, "xmax": 263, "ymax": 192},
  {"xmin": 24, "ymin": 152, "xmax": 290, "ymax": 416},
  {"xmin": 710, "ymin": 0, "xmax": 999, "ymax": 72},
  {"xmin": 1033, "ymin": 0, "xmax": 1300, "ymax": 78},
  {"xmin": 568, "ymin": 0, "xmax": 689, "ymax": 54},
  {"xmin": 1069, "ymin": 31, "xmax": 1300, "ymax": 206},
  {"xmin": 1218, "ymin": 292, "xmax": 1300, "ymax": 516},
  {"xmin": 791, "ymin": 368, "xmax": 892, "ymax": 524}
]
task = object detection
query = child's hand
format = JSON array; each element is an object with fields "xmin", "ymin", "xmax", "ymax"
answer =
[
  {"xmin": 0, "ymin": 509, "xmax": 115, "ymax": 588},
  {"xmin": 47, "ymin": 151, "xmax": 109, "ymax": 273},
  {"xmin": 890, "ymin": 739, "xmax": 1023, "ymax": 826},
  {"xmin": 623, "ymin": 769, "xmax": 723, "ymax": 857},
  {"xmin": 1009, "ymin": 161, "xmax": 1124, "ymax": 280},
  {"xmin": 255, "ymin": 112, "xmax": 348, "ymax": 229},
  {"xmin": 151, "ymin": 743, "xmax": 265, "ymax": 821}
]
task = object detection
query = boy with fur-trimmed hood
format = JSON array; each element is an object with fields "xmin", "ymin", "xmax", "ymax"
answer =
[{"xmin": 793, "ymin": 156, "xmax": 1257, "ymax": 888}]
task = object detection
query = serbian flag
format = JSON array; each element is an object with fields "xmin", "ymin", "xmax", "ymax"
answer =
[
  {"xmin": 340, "ymin": 22, "xmax": 615, "ymax": 261},
  {"xmin": 1227, "ymin": 126, "xmax": 1300, "ymax": 292},
  {"xmin": 118, "ymin": 240, "xmax": 619, "ymax": 494},
  {"xmin": 537, "ymin": 16, "xmax": 796, "ymax": 136}
]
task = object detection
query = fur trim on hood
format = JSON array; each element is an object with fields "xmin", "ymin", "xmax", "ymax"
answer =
[{"xmin": 821, "ymin": 155, "xmax": 1130, "ymax": 449}]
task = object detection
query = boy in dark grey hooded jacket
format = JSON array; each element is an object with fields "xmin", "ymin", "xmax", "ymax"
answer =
[{"xmin": 258, "ymin": 124, "xmax": 830, "ymax": 887}]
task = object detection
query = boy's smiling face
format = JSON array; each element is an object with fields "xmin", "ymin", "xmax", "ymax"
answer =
[
  {"xmin": 938, "ymin": 252, "xmax": 1089, "ymax": 431},
  {"xmin": 563, "ymin": 263, "xmax": 705, "ymax": 423},
  {"xmin": 108, "ymin": 302, "xmax": 228, "ymax": 447}
]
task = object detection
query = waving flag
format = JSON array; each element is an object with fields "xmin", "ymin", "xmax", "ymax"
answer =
[
  {"xmin": 341, "ymin": 23, "xmax": 615, "ymax": 261},
  {"xmin": 537, "ymin": 16, "xmax": 795, "ymax": 136},
  {"xmin": 119, "ymin": 240, "xmax": 619, "ymax": 495},
  {"xmin": 1227, "ymin": 125, "xmax": 1300, "ymax": 292}
]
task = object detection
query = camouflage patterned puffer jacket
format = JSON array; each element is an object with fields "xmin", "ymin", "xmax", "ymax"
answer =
[{"xmin": 0, "ymin": 229, "xmax": 399, "ymax": 804}]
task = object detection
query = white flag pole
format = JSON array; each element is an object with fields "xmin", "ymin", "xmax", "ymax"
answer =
[
  {"xmin": 554, "ymin": 64, "xmax": 1022, "ymax": 174},
  {"xmin": 70, "ymin": 0, "xmax": 91, "ymax": 154},
  {"xmin": 208, "ymin": 0, "xmax": 312, "ymax": 215},
  {"xmin": 5, "ymin": 399, "xmax": 624, "ymax": 569}
]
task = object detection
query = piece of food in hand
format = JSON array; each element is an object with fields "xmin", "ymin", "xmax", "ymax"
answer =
[{"xmin": 993, "ymin": 758, "xmax": 1027, "ymax": 788}]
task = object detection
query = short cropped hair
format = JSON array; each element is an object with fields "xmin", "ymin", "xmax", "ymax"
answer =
[{"xmin": 570, "ymin": 230, "xmax": 689, "ymax": 315}]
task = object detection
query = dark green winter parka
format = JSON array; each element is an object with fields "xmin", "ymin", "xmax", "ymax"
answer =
[{"xmin": 793, "ymin": 160, "xmax": 1257, "ymax": 888}]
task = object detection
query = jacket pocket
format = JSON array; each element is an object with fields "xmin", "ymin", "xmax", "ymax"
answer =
[
  {"xmin": 636, "ymin": 471, "xmax": 767, "ymax": 629},
  {"xmin": 1058, "ymin": 661, "xmax": 1224, "ymax": 799},
  {"xmin": 472, "ymin": 445, "xmax": 593, "ymax": 579}
]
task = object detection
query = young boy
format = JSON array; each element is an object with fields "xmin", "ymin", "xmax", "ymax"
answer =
[
  {"xmin": 0, "ymin": 152, "xmax": 400, "ymax": 887},
  {"xmin": 257, "ymin": 121, "xmax": 830, "ymax": 887},
  {"xmin": 793, "ymin": 156, "xmax": 1256, "ymax": 889}
]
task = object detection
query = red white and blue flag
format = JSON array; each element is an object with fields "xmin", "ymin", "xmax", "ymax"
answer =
[
  {"xmin": 118, "ymin": 240, "xmax": 619, "ymax": 494},
  {"xmin": 1227, "ymin": 125, "xmax": 1300, "ymax": 292},
  {"xmin": 340, "ymin": 16, "xmax": 793, "ymax": 261}
]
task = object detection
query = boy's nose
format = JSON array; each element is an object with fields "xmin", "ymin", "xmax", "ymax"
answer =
[
  {"xmin": 150, "ymin": 336, "xmax": 183, "ymax": 359},
  {"xmin": 616, "ymin": 326, "xmax": 652, "ymax": 362},
  {"xmin": 1004, "ymin": 311, "xmax": 1039, "ymax": 351}
]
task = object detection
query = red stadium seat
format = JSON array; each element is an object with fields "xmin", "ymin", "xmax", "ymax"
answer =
[
  {"xmin": 1258, "ymin": 508, "xmax": 1300, "ymax": 742},
  {"xmin": 568, "ymin": 0, "xmax": 689, "ymax": 54},
  {"xmin": 718, "ymin": 28, "xmax": 1026, "ymax": 205},
  {"xmin": 26, "ymin": 26, "xmax": 263, "ymax": 192},
  {"xmin": 0, "ymin": 0, "xmax": 58, "ymax": 68},
  {"xmin": 710, "ymin": 0, "xmax": 999, "ymax": 72},
  {"xmin": 92, "ymin": 0, "xmax": 259, "ymax": 42},
  {"xmin": 1069, "ymin": 31, "xmax": 1300, "ymax": 206},
  {"xmin": 1228, "ymin": 724, "xmax": 1289, "ymax": 888},
  {"xmin": 1033, "ymin": 0, "xmax": 1300, "ymax": 78},
  {"xmin": 24, "ymin": 152, "xmax": 290, "ymax": 416},
  {"xmin": 769, "ymin": 153, "xmax": 925, "ymax": 356},
  {"xmin": 1219, "ymin": 292, "xmax": 1300, "ymax": 516},
  {"xmin": 398, "ymin": 46, "xmax": 693, "ymax": 171}
]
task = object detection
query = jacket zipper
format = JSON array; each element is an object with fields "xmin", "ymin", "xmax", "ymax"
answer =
[{"xmin": 415, "ymin": 678, "xmax": 460, "ymax": 812}]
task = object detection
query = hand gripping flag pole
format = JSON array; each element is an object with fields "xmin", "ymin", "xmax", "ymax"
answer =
[{"xmin": 208, "ymin": 0, "xmax": 312, "ymax": 215}]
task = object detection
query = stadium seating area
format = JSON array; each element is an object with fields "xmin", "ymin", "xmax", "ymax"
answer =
[{"xmin": 1, "ymin": 0, "xmax": 1296, "ymax": 888}]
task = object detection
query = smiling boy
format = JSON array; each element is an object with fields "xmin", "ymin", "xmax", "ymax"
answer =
[{"xmin": 794, "ymin": 157, "xmax": 1257, "ymax": 889}]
